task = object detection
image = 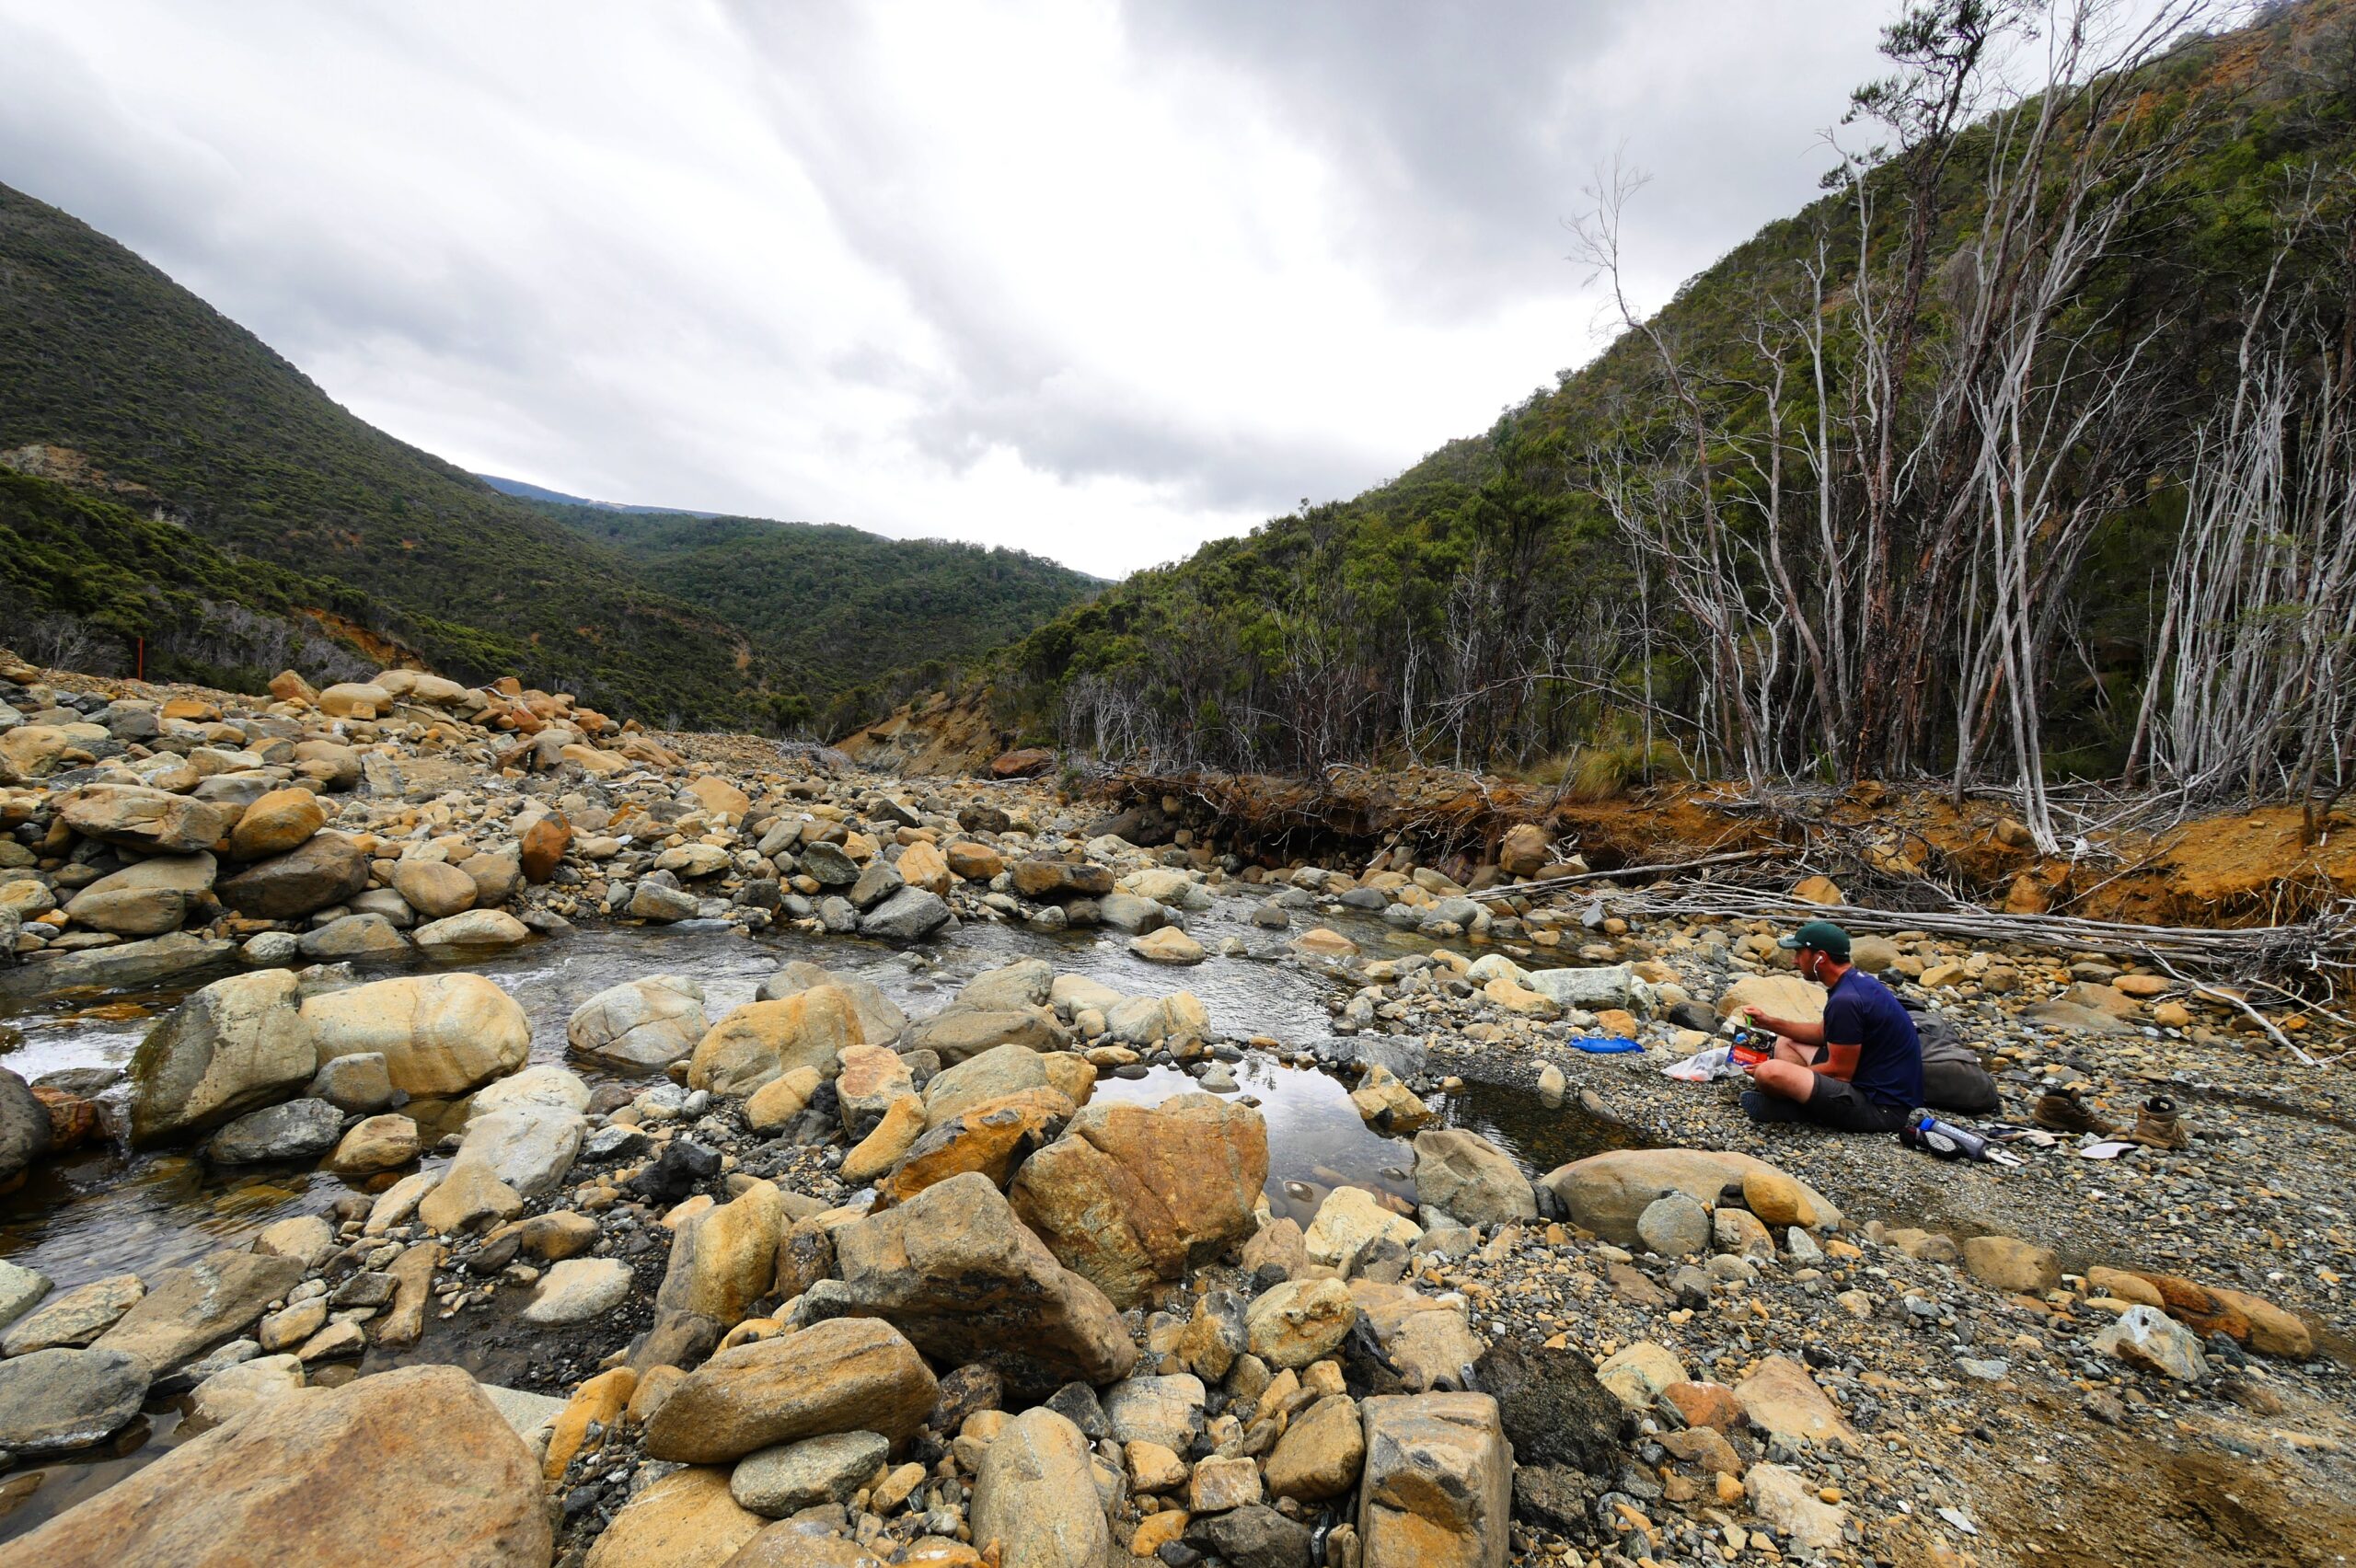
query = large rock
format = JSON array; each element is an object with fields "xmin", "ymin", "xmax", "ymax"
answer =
[
  {"xmin": 585, "ymin": 1466, "xmax": 765, "ymax": 1568},
  {"xmin": 730, "ymin": 1429, "xmax": 889, "ymax": 1517},
  {"xmin": 128, "ymin": 969, "xmax": 314, "ymax": 1147},
  {"xmin": 1011, "ymin": 859, "xmax": 1114, "ymax": 900},
  {"xmin": 922, "ymin": 1043, "xmax": 1057, "ymax": 1124},
  {"xmin": 1961, "ymin": 1234, "xmax": 2061, "ymax": 1294},
  {"xmin": 568, "ymin": 974, "xmax": 710, "ymax": 1072},
  {"xmin": 1714, "ymin": 973, "xmax": 1827, "ymax": 1022},
  {"xmin": 810, "ymin": 1170, "xmax": 1138, "ymax": 1400},
  {"xmin": 0, "ymin": 1346, "xmax": 147, "ymax": 1454},
  {"xmin": 1245, "ymin": 1277, "xmax": 1356, "ymax": 1369},
  {"xmin": 0, "ymin": 930, "xmax": 235, "ymax": 1000},
  {"xmin": 857, "ymin": 886, "xmax": 950, "ymax": 941},
  {"xmin": 642, "ymin": 1318, "xmax": 937, "ymax": 1464},
  {"xmin": 63, "ymin": 852, "xmax": 216, "ymax": 936},
  {"xmin": 1734, "ymin": 1356, "xmax": 1857, "ymax": 1446},
  {"xmin": 1357, "ymin": 1392, "xmax": 1512, "ymax": 1568},
  {"xmin": 54, "ymin": 783, "xmax": 238, "ymax": 855},
  {"xmin": 0, "ymin": 1067, "xmax": 53, "ymax": 1182},
  {"xmin": 412, "ymin": 909, "xmax": 530, "ymax": 951},
  {"xmin": 1538, "ymin": 1148, "xmax": 1840, "ymax": 1246},
  {"xmin": 392, "ymin": 859, "xmax": 479, "ymax": 918},
  {"xmin": 302, "ymin": 973, "xmax": 531, "ymax": 1096},
  {"xmin": 1305, "ymin": 1185, "xmax": 1421, "ymax": 1269},
  {"xmin": 207, "ymin": 1098, "xmax": 344, "ymax": 1164},
  {"xmin": 689, "ymin": 986, "xmax": 866, "ymax": 1097},
  {"xmin": 1411, "ymin": 1129, "xmax": 1535, "ymax": 1227},
  {"xmin": 4, "ymin": 1364, "xmax": 550, "ymax": 1567},
  {"xmin": 653, "ymin": 1180, "xmax": 786, "ymax": 1331},
  {"xmin": 961, "ymin": 959, "xmax": 1056, "ymax": 1011},
  {"xmin": 1265, "ymin": 1392, "xmax": 1365, "ymax": 1502},
  {"xmin": 523, "ymin": 1258, "xmax": 635, "ymax": 1326},
  {"xmin": 1351, "ymin": 1282, "xmax": 1484, "ymax": 1393},
  {"xmin": 216, "ymin": 832, "xmax": 371, "ymax": 918},
  {"xmin": 969, "ymin": 1406, "xmax": 1111, "ymax": 1568},
  {"xmin": 229, "ymin": 790, "xmax": 326, "ymax": 859},
  {"xmin": 1010, "ymin": 1092, "xmax": 1267, "ymax": 1308},
  {"xmin": 1103, "ymin": 992, "xmax": 1209, "ymax": 1047},
  {"xmin": 2, "ymin": 1274, "xmax": 144, "ymax": 1355},
  {"xmin": 92, "ymin": 1249, "xmax": 306, "ymax": 1373},
  {"xmin": 756, "ymin": 963, "xmax": 907, "ymax": 1043},
  {"xmin": 907, "ymin": 1007, "xmax": 1071, "ymax": 1066},
  {"xmin": 1472, "ymin": 1339, "xmax": 1619, "ymax": 1475},
  {"xmin": 874, "ymin": 1091, "xmax": 1070, "ymax": 1206},
  {"xmin": 834, "ymin": 1044, "xmax": 916, "ymax": 1134}
]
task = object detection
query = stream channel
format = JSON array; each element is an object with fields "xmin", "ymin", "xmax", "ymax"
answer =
[{"xmin": 0, "ymin": 889, "xmax": 1637, "ymax": 1538}]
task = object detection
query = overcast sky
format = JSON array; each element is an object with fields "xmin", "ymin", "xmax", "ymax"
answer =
[{"xmin": 0, "ymin": 1, "xmax": 1904, "ymax": 578}]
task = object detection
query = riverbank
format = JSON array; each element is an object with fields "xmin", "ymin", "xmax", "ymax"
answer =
[{"xmin": 1, "ymin": 650, "xmax": 2350, "ymax": 1568}]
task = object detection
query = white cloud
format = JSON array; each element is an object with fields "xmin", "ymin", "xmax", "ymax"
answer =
[{"xmin": 0, "ymin": 0, "xmax": 1901, "ymax": 577}]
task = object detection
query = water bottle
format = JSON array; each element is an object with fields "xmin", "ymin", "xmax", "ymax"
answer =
[{"xmin": 1901, "ymin": 1112, "xmax": 1993, "ymax": 1162}]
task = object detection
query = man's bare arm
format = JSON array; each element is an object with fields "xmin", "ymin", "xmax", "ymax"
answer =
[{"xmin": 1815, "ymin": 1041, "xmax": 1860, "ymax": 1082}]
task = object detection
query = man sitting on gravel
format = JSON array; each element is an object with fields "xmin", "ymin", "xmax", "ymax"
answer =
[{"xmin": 1737, "ymin": 919, "xmax": 1923, "ymax": 1134}]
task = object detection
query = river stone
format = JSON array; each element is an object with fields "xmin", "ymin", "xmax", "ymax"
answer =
[
  {"xmin": 756, "ymin": 962, "xmax": 908, "ymax": 1043},
  {"xmin": 413, "ymin": 908, "xmax": 530, "ymax": 951},
  {"xmin": 302, "ymin": 973, "xmax": 531, "ymax": 1096},
  {"xmin": 1305, "ymin": 1185, "xmax": 1421, "ymax": 1270},
  {"xmin": 216, "ymin": 831, "xmax": 371, "ymax": 918},
  {"xmin": 1350, "ymin": 1281, "xmax": 1485, "ymax": 1393},
  {"xmin": 208, "ymin": 1097, "xmax": 343, "ymax": 1164},
  {"xmin": 55, "ymin": 782, "xmax": 239, "ymax": 855},
  {"xmin": 188, "ymin": 1353, "xmax": 306, "ymax": 1427},
  {"xmin": 1539, "ymin": 1148, "xmax": 1841, "ymax": 1247},
  {"xmin": 93, "ymin": 1249, "xmax": 306, "ymax": 1373},
  {"xmin": 228, "ymin": 789, "xmax": 325, "ymax": 859},
  {"xmin": 2, "ymin": 1273, "xmax": 144, "ymax": 1355},
  {"xmin": 1471, "ymin": 1338, "xmax": 1620, "ymax": 1475},
  {"xmin": 970, "ymin": 1406, "xmax": 1110, "ymax": 1568},
  {"xmin": 956, "ymin": 957, "xmax": 1055, "ymax": 1011},
  {"xmin": 1010, "ymin": 859, "xmax": 1114, "ymax": 900},
  {"xmin": 451, "ymin": 1101, "xmax": 584, "ymax": 1199},
  {"xmin": 392, "ymin": 858, "xmax": 478, "ymax": 918},
  {"xmin": 627, "ymin": 879, "xmax": 700, "ymax": 922},
  {"xmin": 1961, "ymin": 1234, "xmax": 2061, "ymax": 1293},
  {"xmin": 62, "ymin": 852, "xmax": 217, "ymax": 936},
  {"xmin": 585, "ymin": 1465, "xmax": 765, "ymax": 1568},
  {"xmin": 730, "ymin": 1428, "xmax": 890, "ymax": 1516},
  {"xmin": 307, "ymin": 1051, "xmax": 396, "ymax": 1113},
  {"xmin": 1733, "ymin": 1355, "xmax": 1856, "ymax": 1446},
  {"xmin": 811, "ymin": 1170, "xmax": 1138, "ymax": 1400},
  {"xmin": 567, "ymin": 974, "xmax": 710, "ymax": 1071},
  {"xmin": 1358, "ymin": 1391, "xmax": 1512, "ymax": 1568},
  {"xmin": 0, "ymin": 930, "xmax": 237, "ymax": 1001},
  {"xmin": 129, "ymin": 969, "xmax": 313, "ymax": 1147},
  {"xmin": 874, "ymin": 1091, "xmax": 1070, "ymax": 1206},
  {"xmin": 296, "ymin": 913, "xmax": 410, "ymax": 961},
  {"xmin": 907, "ymin": 1007, "xmax": 1072, "ymax": 1066},
  {"xmin": 0, "ymin": 1067, "xmax": 51, "ymax": 1182},
  {"xmin": 653, "ymin": 1180, "xmax": 786, "ymax": 1331},
  {"xmin": 4, "ymin": 1363, "xmax": 550, "ymax": 1567},
  {"xmin": 643, "ymin": 1317, "xmax": 937, "ymax": 1464},
  {"xmin": 1264, "ymin": 1392, "xmax": 1365, "ymax": 1502},
  {"xmin": 835, "ymin": 1044, "xmax": 916, "ymax": 1135},
  {"xmin": 0, "ymin": 1347, "xmax": 147, "ymax": 1454},
  {"xmin": 1411, "ymin": 1128, "xmax": 1536, "ymax": 1227},
  {"xmin": 252, "ymin": 1214, "xmax": 336, "ymax": 1269},
  {"xmin": 1183, "ymin": 1505, "xmax": 1315, "ymax": 1568},
  {"xmin": 858, "ymin": 885, "xmax": 950, "ymax": 941},
  {"xmin": 415, "ymin": 1158, "xmax": 524, "ymax": 1233},
  {"xmin": 1103, "ymin": 992, "xmax": 1210, "ymax": 1047},
  {"xmin": 1246, "ymin": 1277, "xmax": 1357, "ymax": 1370},
  {"xmin": 524, "ymin": 1258, "xmax": 636, "ymax": 1325},
  {"xmin": 1128, "ymin": 927, "xmax": 1206, "ymax": 964},
  {"xmin": 2095, "ymin": 1303, "xmax": 2208, "ymax": 1380},
  {"xmin": 1636, "ymin": 1192, "xmax": 1711, "ymax": 1258},
  {"xmin": 689, "ymin": 986, "xmax": 867, "ymax": 1097},
  {"xmin": 922, "ymin": 1043, "xmax": 1053, "ymax": 1125},
  {"xmin": 327, "ymin": 1113, "xmax": 420, "ymax": 1173},
  {"xmin": 1102, "ymin": 1373, "xmax": 1206, "ymax": 1452},
  {"xmin": 0, "ymin": 1258, "xmax": 51, "ymax": 1332},
  {"xmin": 1009, "ymin": 1091, "xmax": 1267, "ymax": 1308}
]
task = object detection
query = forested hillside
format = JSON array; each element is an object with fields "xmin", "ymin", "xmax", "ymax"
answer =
[
  {"xmin": 0, "ymin": 181, "xmax": 777, "ymax": 724},
  {"xmin": 986, "ymin": 0, "xmax": 2356, "ymax": 847},
  {"xmin": 545, "ymin": 505, "xmax": 1100, "ymax": 733}
]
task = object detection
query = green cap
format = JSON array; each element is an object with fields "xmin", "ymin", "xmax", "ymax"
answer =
[{"xmin": 1778, "ymin": 919, "xmax": 1851, "ymax": 962}]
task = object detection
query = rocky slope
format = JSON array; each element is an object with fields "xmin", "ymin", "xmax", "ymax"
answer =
[{"xmin": 0, "ymin": 643, "xmax": 2348, "ymax": 1568}]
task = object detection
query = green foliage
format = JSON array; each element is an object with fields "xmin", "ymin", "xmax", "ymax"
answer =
[
  {"xmin": 0, "ymin": 182, "xmax": 782, "ymax": 725},
  {"xmin": 538, "ymin": 505, "xmax": 1099, "ymax": 702}
]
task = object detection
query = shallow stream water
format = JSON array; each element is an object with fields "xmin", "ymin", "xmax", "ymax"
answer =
[{"xmin": 0, "ymin": 891, "xmax": 1635, "ymax": 1539}]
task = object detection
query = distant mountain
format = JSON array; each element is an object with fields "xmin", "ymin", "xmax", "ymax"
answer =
[
  {"xmin": 476, "ymin": 473, "xmax": 716, "ymax": 517},
  {"xmin": 0, "ymin": 180, "xmax": 776, "ymax": 724},
  {"xmin": 539, "ymin": 502, "xmax": 1103, "ymax": 732}
]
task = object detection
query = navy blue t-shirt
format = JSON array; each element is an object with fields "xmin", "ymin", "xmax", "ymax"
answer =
[{"xmin": 1822, "ymin": 967, "xmax": 1923, "ymax": 1109}]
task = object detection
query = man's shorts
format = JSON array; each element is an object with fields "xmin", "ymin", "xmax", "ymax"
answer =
[{"xmin": 1741, "ymin": 1078, "xmax": 1911, "ymax": 1134}]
